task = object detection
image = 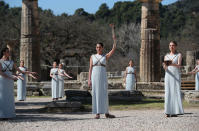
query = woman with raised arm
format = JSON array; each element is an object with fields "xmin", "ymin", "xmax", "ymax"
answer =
[
  {"xmin": 163, "ymin": 41, "xmax": 184, "ymax": 117},
  {"xmin": 58, "ymin": 63, "xmax": 72, "ymax": 99},
  {"xmin": 88, "ymin": 24, "xmax": 116, "ymax": 119},
  {"xmin": 17, "ymin": 60, "xmax": 37, "ymax": 101},
  {"xmin": 124, "ymin": 59, "xmax": 137, "ymax": 91},
  {"xmin": 0, "ymin": 47, "xmax": 36, "ymax": 120},
  {"xmin": 189, "ymin": 59, "xmax": 199, "ymax": 91},
  {"xmin": 50, "ymin": 61, "xmax": 59, "ymax": 101}
]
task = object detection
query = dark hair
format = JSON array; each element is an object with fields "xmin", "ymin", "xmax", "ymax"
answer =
[
  {"xmin": 170, "ymin": 41, "xmax": 177, "ymax": 46},
  {"xmin": 0, "ymin": 47, "xmax": 9, "ymax": 58},
  {"xmin": 129, "ymin": 59, "xmax": 134, "ymax": 63},
  {"xmin": 96, "ymin": 42, "xmax": 104, "ymax": 48}
]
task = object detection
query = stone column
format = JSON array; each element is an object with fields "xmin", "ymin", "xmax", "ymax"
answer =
[
  {"xmin": 185, "ymin": 51, "xmax": 195, "ymax": 73},
  {"xmin": 20, "ymin": 0, "xmax": 40, "ymax": 81},
  {"xmin": 139, "ymin": 0, "xmax": 161, "ymax": 82}
]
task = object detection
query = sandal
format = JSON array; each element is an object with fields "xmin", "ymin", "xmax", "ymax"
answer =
[
  {"xmin": 171, "ymin": 115, "xmax": 178, "ymax": 117},
  {"xmin": 105, "ymin": 114, "xmax": 115, "ymax": 118},
  {"xmin": 94, "ymin": 114, "xmax": 100, "ymax": 119}
]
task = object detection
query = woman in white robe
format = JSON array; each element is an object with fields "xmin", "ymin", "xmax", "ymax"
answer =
[
  {"xmin": 163, "ymin": 41, "xmax": 184, "ymax": 117},
  {"xmin": 124, "ymin": 60, "xmax": 136, "ymax": 91},
  {"xmin": 88, "ymin": 24, "xmax": 116, "ymax": 119},
  {"xmin": 189, "ymin": 59, "xmax": 199, "ymax": 91},
  {"xmin": 50, "ymin": 61, "xmax": 59, "ymax": 101},
  {"xmin": 58, "ymin": 63, "xmax": 72, "ymax": 99},
  {"xmin": 0, "ymin": 47, "xmax": 36, "ymax": 120},
  {"xmin": 17, "ymin": 60, "xmax": 37, "ymax": 101}
]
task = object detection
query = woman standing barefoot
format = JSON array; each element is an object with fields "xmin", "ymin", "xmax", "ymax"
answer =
[{"xmin": 88, "ymin": 24, "xmax": 116, "ymax": 119}]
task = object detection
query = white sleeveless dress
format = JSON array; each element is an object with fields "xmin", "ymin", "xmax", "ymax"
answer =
[
  {"xmin": 125, "ymin": 66, "xmax": 135, "ymax": 91},
  {"xmin": 91, "ymin": 54, "xmax": 109, "ymax": 114},
  {"xmin": 164, "ymin": 53, "xmax": 184, "ymax": 115},
  {"xmin": 50, "ymin": 68, "xmax": 59, "ymax": 98},
  {"xmin": 58, "ymin": 69, "xmax": 65, "ymax": 98},
  {"xmin": 195, "ymin": 65, "xmax": 199, "ymax": 91},
  {"xmin": 17, "ymin": 66, "xmax": 27, "ymax": 101},
  {"xmin": 0, "ymin": 60, "xmax": 16, "ymax": 118}
]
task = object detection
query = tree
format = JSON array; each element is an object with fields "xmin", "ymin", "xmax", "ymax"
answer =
[{"xmin": 95, "ymin": 3, "xmax": 110, "ymax": 19}]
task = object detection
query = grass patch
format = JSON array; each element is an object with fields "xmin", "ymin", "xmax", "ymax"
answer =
[
  {"xmin": 83, "ymin": 98, "xmax": 199, "ymax": 111},
  {"xmin": 109, "ymin": 98, "xmax": 164, "ymax": 110}
]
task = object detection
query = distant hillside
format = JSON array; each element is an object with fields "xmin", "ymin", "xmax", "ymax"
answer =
[{"xmin": 0, "ymin": 0, "xmax": 198, "ymax": 72}]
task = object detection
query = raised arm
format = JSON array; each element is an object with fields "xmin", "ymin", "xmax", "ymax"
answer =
[
  {"xmin": 88, "ymin": 56, "xmax": 93, "ymax": 87},
  {"xmin": 106, "ymin": 24, "xmax": 116, "ymax": 60}
]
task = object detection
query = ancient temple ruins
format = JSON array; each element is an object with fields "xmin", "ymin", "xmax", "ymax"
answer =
[
  {"xmin": 19, "ymin": 0, "xmax": 163, "ymax": 82},
  {"xmin": 139, "ymin": 0, "xmax": 162, "ymax": 82},
  {"xmin": 20, "ymin": 0, "xmax": 40, "ymax": 81}
]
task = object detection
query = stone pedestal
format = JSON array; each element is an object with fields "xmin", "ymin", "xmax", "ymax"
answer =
[
  {"xmin": 65, "ymin": 90, "xmax": 144, "ymax": 104},
  {"xmin": 20, "ymin": 0, "xmax": 40, "ymax": 81},
  {"xmin": 139, "ymin": 0, "xmax": 161, "ymax": 82},
  {"xmin": 65, "ymin": 90, "xmax": 92, "ymax": 104},
  {"xmin": 108, "ymin": 90, "xmax": 143, "ymax": 102},
  {"xmin": 184, "ymin": 91, "xmax": 199, "ymax": 104},
  {"xmin": 45, "ymin": 101, "xmax": 83, "ymax": 113}
]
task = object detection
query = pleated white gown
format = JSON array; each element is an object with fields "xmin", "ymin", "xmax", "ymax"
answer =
[
  {"xmin": 17, "ymin": 67, "xmax": 27, "ymax": 101},
  {"xmin": 164, "ymin": 53, "xmax": 184, "ymax": 115},
  {"xmin": 58, "ymin": 69, "xmax": 65, "ymax": 98},
  {"xmin": 50, "ymin": 68, "xmax": 59, "ymax": 99},
  {"xmin": 91, "ymin": 54, "xmax": 109, "ymax": 114},
  {"xmin": 125, "ymin": 66, "xmax": 135, "ymax": 91},
  {"xmin": 0, "ymin": 60, "xmax": 16, "ymax": 118},
  {"xmin": 195, "ymin": 65, "xmax": 199, "ymax": 91}
]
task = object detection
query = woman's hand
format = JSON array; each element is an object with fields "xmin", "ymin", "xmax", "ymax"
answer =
[
  {"xmin": 123, "ymin": 79, "xmax": 126, "ymax": 84},
  {"xmin": 32, "ymin": 75, "xmax": 38, "ymax": 80},
  {"xmin": 30, "ymin": 72, "xmax": 37, "ymax": 75},
  {"xmin": 12, "ymin": 75, "xmax": 19, "ymax": 81},
  {"xmin": 88, "ymin": 79, "xmax": 92, "ymax": 88},
  {"xmin": 188, "ymin": 71, "xmax": 196, "ymax": 74},
  {"xmin": 17, "ymin": 75, "xmax": 24, "ymax": 80},
  {"xmin": 162, "ymin": 63, "xmax": 168, "ymax": 70}
]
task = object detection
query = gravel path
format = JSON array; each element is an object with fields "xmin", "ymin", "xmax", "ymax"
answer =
[{"xmin": 0, "ymin": 98, "xmax": 198, "ymax": 131}]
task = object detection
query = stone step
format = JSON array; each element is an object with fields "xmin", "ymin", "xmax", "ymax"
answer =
[
  {"xmin": 181, "ymin": 87, "xmax": 195, "ymax": 90},
  {"xmin": 181, "ymin": 84, "xmax": 195, "ymax": 87},
  {"xmin": 65, "ymin": 90, "xmax": 144, "ymax": 104},
  {"xmin": 181, "ymin": 81, "xmax": 195, "ymax": 90},
  {"xmin": 181, "ymin": 81, "xmax": 195, "ymax": 84}
]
